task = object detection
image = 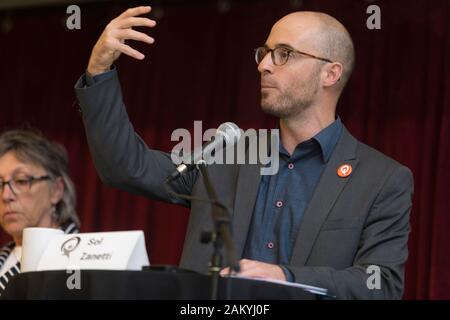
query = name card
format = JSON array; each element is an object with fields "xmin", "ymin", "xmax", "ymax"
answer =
[{"xmin": 21, "ymin": 228, "xmax": 149, "ymax": 272}]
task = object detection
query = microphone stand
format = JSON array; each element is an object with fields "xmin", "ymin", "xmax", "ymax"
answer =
[
  {"xmin": 163, "ymin": 164, "xmax": 240, "ymax": 300},
  {"xmin": 197, "ymin": 164, "xmax": 240, "ymax": 300}
]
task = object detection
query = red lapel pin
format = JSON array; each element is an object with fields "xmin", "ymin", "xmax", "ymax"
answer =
[{"xmin": 337, "ymin": 164, "xmax": 352, "ymax": 178}]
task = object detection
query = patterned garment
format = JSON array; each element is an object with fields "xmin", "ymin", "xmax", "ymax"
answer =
[
  {"xmin": 0, "ymin": 242, "xmax": 19, "ymax": 293},
  {"xmin": 0, "ymin": 222, "xmax": 79, "ymax": 296}
]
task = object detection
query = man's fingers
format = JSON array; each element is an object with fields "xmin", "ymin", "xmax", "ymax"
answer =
[
  {"xmin": 238, "ymin": 259, "xmax": 254, "ymax": 271},
  {"xmin": 119, "ymin": 17, "xmax": 156, "ymax": 29},
  {"xmin": 220, "ymin": 267, "xmax": 240, "ymax": 276},
  {"xmin": 116, "ymin": 42, "xmax": 145, "ymax": 60},
  {"xmin": 115, "ymin": 29, "xmax": 155, "ymax": 45},
  {"xmin": 220, "ymin": 267, "xmax": 230, "ymax": 276},
  {"xmin": 118, "ymin": 6, "xmax": 152, "ymax": 19},
  {"xmin": 220, "ymin": 260, "xmax": 284, "ymax": 281},
  {"xmin": 219, "ymin": 259, "xmax": 252, "ymax": 276}
]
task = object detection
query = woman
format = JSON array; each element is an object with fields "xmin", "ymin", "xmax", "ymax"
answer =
[{"xmin": 0, "ymin": 129, "xmax": 80, "ymax": 295}]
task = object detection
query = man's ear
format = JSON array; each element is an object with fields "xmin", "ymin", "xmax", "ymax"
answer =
[{"xmin": 323, "ymin": 62, "xmax": 343, "ymax": 87}]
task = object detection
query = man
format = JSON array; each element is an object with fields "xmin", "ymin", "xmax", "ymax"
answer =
[{"xmin": 75, "ymin": 6, "xmax": 413, "ymax": 299}]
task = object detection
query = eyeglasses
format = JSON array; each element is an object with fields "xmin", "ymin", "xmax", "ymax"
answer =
[
  {"xmin": 0, "ymin": 175, "xmax": 51, "ymax": 196},
  {"xmin": 254, "ymin": 46, "xmax": 333, "ymax": 66}
]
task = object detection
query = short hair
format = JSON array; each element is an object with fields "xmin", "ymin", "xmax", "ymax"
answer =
[
  {"xmin": 274, "ymin": 12, "xmax": 355, "ymax": 92},
  {"xmin": 0, "ymin": 129, "xmax": 80, "ymax": 228},
  {"xmin": 318, "ymin": 24, "xmax": 355, "ymax": 90},
  {"xmin": 312, "ymin": 13, "xmax": 355, "ymax": 91}
]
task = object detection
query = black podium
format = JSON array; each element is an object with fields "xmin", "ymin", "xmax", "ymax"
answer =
[{"xmin": 0, "ymin": 269, "xmax": 326, "ymax": 300}]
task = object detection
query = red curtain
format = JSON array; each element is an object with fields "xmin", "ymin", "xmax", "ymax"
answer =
[{"xmin": 0, "ymin": 0, "xmax": 449, "ymax": 299}]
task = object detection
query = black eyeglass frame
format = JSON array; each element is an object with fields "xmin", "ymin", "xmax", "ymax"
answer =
[
  {"xmin": 0, "ymin": 175, "xmax": 52, "ymax": 196},
  {"xmin": 254, "ymin": 45, "xmax": 333, "ymax": 65}
]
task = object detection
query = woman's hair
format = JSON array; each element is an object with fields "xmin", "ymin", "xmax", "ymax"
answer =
[{"xmin": 0, "ymin": 129, "xmax": 80, "ymax": 228}]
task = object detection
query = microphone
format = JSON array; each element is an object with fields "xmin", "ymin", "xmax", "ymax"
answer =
[{"xmin": 166, "ymin": 122, "xmax": 241, "ymax": 183}]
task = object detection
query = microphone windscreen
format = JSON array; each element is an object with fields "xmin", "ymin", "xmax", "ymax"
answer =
[{"xmin": 217, "ymin": 122, "xmax": 241, "ymax": 145}]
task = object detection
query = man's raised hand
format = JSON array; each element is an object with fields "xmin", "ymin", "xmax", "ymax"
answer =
[{"xmin": 87, "ymin": 6, "xmax": 156, "ymax": 76}]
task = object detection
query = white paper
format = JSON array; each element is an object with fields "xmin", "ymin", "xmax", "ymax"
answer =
[
  {"xmin": 21, "ymin": 227, "xmax": 64, "ymax": 272},
  {"xmin": 224, "ymin": 274, "xmax": 329, "ymax": 296}
]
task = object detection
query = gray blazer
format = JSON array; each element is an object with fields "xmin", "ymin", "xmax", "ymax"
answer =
[{"xmin": 75, "ymin": 70, "xmax": 413, "ymax": 299}]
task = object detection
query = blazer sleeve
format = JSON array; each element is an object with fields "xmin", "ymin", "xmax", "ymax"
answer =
[
  {"xmin": 288, "ymin": 165, "xmax": 414, "ymax": 299},
  {"xmin": 74, "ymin": 69, "xmax": 196, "ymax": 207}
]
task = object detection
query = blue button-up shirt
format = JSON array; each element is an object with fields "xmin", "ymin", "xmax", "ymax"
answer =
[{"xmin": 243, "ymin": 118, "xmax": 343, "ymax": 275}]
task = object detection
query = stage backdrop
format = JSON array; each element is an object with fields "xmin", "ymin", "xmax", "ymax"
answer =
[{"xmin": 0, "ymin": 0, "xmax": 449, "ymax": 299}]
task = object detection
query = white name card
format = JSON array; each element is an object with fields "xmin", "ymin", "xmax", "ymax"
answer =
[{"xmin": 22, "ymin": 229, "xmax": 150, "ymax": 272}]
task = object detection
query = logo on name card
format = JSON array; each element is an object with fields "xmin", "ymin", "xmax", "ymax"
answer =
[{"xmin": 61, "ymin": 236, "xmax": 81, "ymax": 259}]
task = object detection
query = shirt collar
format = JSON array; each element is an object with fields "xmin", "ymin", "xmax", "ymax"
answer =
[
  {"xmin": 313, "ymin": 117, "xmax": 343, "ymax": 163},
  {"xmin": 278, "ymin": 116, "xmax": 343, "ymax": 163}
]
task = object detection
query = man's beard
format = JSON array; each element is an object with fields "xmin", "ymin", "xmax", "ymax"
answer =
[{"xmin": 260, "ymin": 71, "xmax": 320, "ymax": 119}]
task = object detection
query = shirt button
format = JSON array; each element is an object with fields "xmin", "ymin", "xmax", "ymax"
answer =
[
  {"xmin": 267, "ymin": 242, "xmax": 274, "ymax": 249},
  {"xmin": 288, "ymin": 163, "xmax": 294, "ymax": 169},
  {"xmin": 276, "ymin": 201, "xmax": 283, "ymax": 208}
]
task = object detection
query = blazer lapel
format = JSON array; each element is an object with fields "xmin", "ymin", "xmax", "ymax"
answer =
[
  {"xmin": 232, "ymin": 163, "xmax": 262, "ymax": 258},
  {"xmin": 290, "ymin": 128, "xmax": 359, "ymax": 266},
  {"xmin": 231, "ymin": 130, "xmax": 269, "ymax": 257}
]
